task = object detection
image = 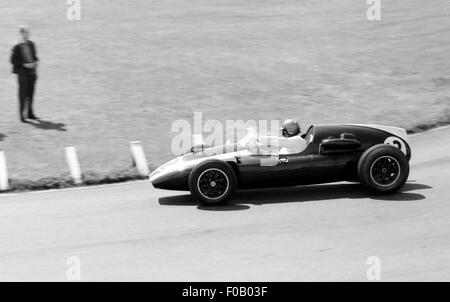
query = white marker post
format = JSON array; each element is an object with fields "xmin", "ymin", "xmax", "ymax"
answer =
[
  {"xmin": 0, "ymin": 151, "xmax": 9, "ymax": 191},
  {"xmin": 130, "ymin": 141, "xmax": 150, "ymax": 176},
  {"xmin": 65, "ymin": 146, "xmax": 82, "ymax": 185}
]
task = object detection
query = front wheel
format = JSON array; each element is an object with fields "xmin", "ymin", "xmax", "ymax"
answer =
[
  {"xmin": 358, "ymin": 144, "xmax": 409, "ymax": 194},
  {"xmin": 188, "ymin": 160, "xmax": 237, "ymax": 206}
]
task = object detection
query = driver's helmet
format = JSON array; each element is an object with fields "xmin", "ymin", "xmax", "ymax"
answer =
[{"xmin": 281, "ymin": 119, "xmax": 301, "ymax": 137}]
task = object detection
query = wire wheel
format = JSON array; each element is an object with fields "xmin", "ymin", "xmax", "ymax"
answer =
[
  {"xmin": 197, "ymin": 168, "xmax": 230, "ymax": 200},
  {"xmin": 358, "ymin": 144, "xmax": 409, "ymax": 194},
  {"xmin": 370, "ymin": 156, "xmax": 401, "ymax": 187}
]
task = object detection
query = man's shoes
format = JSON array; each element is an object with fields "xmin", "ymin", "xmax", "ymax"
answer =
[
  {"xmin": 20, "ymin": 117, "xmax": 27, "ymax": 123},
  {"xmin": 28, "ymin": 114, "xmax": 39, "ymax": 120}
]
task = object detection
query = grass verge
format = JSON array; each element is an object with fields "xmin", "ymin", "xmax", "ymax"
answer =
[
  {"xmin": 406, "ymin": 114, "xmax": 450, "ymax": 134},
  {"xmin": 5, "ymin": 167, "xmax": 148, "ymax": 193}
]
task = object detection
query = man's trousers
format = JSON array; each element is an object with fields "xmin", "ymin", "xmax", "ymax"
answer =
[{"xmin": 18, "ymin": 74, "xmax": 37, "ymax": 119}]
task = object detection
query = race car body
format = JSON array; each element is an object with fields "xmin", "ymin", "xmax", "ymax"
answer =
[{"xmin": 150, "ymin": 124, "xmax": 411, "ymax": 205}]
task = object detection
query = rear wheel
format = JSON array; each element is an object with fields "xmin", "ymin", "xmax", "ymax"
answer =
[
  {"xmin": 358, "ymin": 144, "xmax": 409, "ymax": 193},
  {"xmin": 188, "ymin": 160, "xmax": 237, "ymax": 206}
]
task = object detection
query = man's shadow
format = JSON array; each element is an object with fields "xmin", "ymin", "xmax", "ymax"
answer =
[
  {"xmin": 28, "ymin": 119, "xmax": 67, "ymax": 131},
  {"xmin": 0, "ymin": 133, "xmax": 6, "ymax": 142},
  {"xmin": 158, "ymin": 182, "xmax": 432, "ymax": 211}
]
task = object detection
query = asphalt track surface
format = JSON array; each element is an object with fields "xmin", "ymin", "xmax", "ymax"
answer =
[{"xmin": 0, "ymin": 127, "xmax": 449, "ymax": 281}]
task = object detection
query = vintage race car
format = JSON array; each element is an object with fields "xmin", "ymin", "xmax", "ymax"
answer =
[{"xmin": 150, "ymin": 124, "xmax": 411, "ymax": 206}]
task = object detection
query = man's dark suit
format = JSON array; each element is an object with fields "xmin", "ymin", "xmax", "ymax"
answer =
[{"xmin": 10, "ymin": 41, "xmax": 39, "ymax": 121}]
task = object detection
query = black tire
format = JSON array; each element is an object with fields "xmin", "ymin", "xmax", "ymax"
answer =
[
  {"xmin": 188, "ymin": 160, "xmax": 237, "ymax": 206},
  {"xmin": 358, "ymin": 144, "xmax": 409, "ymax": 194}
]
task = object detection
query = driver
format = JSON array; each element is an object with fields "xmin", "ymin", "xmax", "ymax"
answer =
[{"xmin": 256, "ymin": 119, "xmax": 307, "ymax": 155}]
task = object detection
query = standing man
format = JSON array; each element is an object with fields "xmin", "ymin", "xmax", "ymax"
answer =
[{"xmin": 10, "ymin": 26, "xmax": 39, "ymax": 122}]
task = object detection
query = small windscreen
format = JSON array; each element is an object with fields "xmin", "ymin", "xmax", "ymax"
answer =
[{"xmin": 303, "ymin": 126, "xmax": 315, "ymax": 144}]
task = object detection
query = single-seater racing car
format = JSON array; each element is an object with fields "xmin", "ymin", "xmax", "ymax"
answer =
[{"xmin": 150, "ymin": 124, "xmax": 411, "ymax": 206}]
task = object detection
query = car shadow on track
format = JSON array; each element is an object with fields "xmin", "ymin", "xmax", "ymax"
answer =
[
  {"xmin": 158, "ymin": 182, "xmax": 432, "ymax": 211},
  {"xmin": 158, "ymin": 194, "xmax": 251, "ymax": 211}
]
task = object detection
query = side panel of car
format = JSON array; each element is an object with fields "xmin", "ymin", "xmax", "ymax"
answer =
[
  {"xmin": 234, "ymin": 138, "xmax": 318, "ymax": 188},
  {"xmin": 234, "ymin": 155, "xmax": 287, "ymax": 188},
  {"xmin": 309, "ymin": 125, "xmax": 410, "ymax": 183}
]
